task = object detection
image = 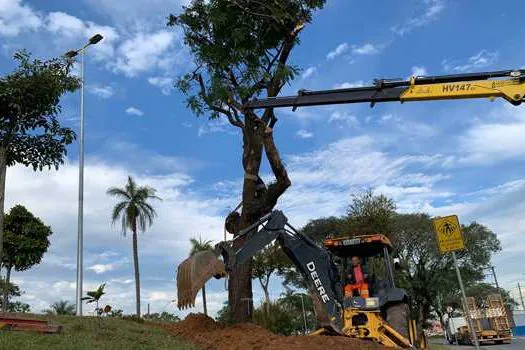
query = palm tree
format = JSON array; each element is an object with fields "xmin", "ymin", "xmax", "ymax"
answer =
[
  {"xmin": 189, "ymin": 236, "xmax": 213, "ymax": 315},
  {"xmin": 107, "ymin": 176, "xmax": 161, "ymax": 317},
  {"xmin": 44, "ymin": 300, "xmax": 76, "ymax": 315}
]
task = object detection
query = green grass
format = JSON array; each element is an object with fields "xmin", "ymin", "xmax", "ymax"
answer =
[{"xmin": 0, "ymin": 315, "xmax": 199, "ymax": 350}]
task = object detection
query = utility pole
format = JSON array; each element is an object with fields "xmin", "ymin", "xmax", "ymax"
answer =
[
  {"xmin": 490, "ymin": 266, "xmax": 500, "ymax": 289},
  {"xmin": 518, "ymin": 283, "xmax": 525, "ymax": 312},
  {"xmin": 453, "ymin": 252, "xmax": 480, "ymax": 350}
]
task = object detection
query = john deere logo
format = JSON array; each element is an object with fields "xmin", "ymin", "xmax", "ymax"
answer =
[{"xmin": 438, "ymin": 220, "xmax": 457, "ymax": 236}]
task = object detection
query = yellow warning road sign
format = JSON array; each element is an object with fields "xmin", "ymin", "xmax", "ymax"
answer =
[{"xmin": 432, "ymin": 215, "xmax": 465, "ymax": 254}]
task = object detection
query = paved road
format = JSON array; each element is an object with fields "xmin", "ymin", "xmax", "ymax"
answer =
[{"xmin": 430, "ymin": 337, "xmax": 525, "ymax": 349}]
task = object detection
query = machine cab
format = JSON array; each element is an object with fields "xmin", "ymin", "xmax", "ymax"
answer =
[{"xmin": 323, "ymin": 234, "xmax": 399, "ymax": 310}]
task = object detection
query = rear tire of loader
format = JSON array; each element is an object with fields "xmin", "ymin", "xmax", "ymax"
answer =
[{"xmin": 385, "ymin": 303, "xmax": 409, "ymax": 340}]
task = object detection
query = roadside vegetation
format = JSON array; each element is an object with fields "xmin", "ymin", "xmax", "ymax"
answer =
[{"xmin": 0, "ymin": 315, "xmax": 198, "ymax": 350}]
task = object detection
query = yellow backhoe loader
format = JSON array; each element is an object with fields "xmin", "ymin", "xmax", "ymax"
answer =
[
  {"xmin": 177, "ymin": 210, "xmax": 425, "ymax": 347},
  {"xmin": 176, "ymin": 68, "xmax": 524, "ymax": 348}
]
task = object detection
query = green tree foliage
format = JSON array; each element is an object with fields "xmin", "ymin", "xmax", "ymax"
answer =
[
  {"xmin": 107, "ymin": 308, "xmax": 124, "ymax": 317},
  {"xmin": 81, "ymin": 283, "xmax": 107, "ymax": 316},
  {"xmin": 189, "ymin": 236, "xmax": 214, "ymax": 315},
  {"xmin": 144, "ymin": 312, "xmax": 181, "ymax": 322},
  {"xmin": 168, "ymin": 0, "xmax": 326, "ymax": 322},
  {"xmin": 300, "ymin": 216, "xmax": 347, "ymax": 242},
  {"xmin": 2, "ymin": 204, "xmax": 52, "ymax": 311},
  {"xmin": 277, "ymin": 216, "xmax": 350, "ymax": 289},
  {"xmin": 44, "ymin": 300, "xmax": 76, "ymax": 315},
  {"xmin": 347, "ymin": 188, "xmax": 397, "ymax": 236},
  {"xmin": 215, "ymin": 303, "xmax": 233, "ymax": 324},
  {"xmin": 0, "ymin": 50, "xmax": 80, "ymax": 271},
  {"xmin": 0, "ymin": 279, "xmax": 30, "ymax": 312},
  {"xmin": 253, "ymin": 300, "xmax": 295, "ymax": 335},
  {"xmin": 107, "ymin": 176, "xmax": 162, "ymax": 318},
  {"xmin": 277, "ymin": 216, "xmax": 347, "ymax": 290},
  {"xmin": 277, "ymin": 291, "xmax": 317, "ymax": 333},
  {"xmin": 252, "ymin": 242, "xmax": 288, "ymax": 309},
  {"xmin": 252, "ymin": 291, "xmax": 316, "ymax": 335},
  {"xmin": 391, "ymin": 213, "xmax": 501, "ymax": 325},
  {"xmin": 441, "ymin": 282, "xmax": 517, "ymax": 313}
]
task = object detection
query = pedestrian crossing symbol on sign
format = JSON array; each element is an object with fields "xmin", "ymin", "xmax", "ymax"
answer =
[{"xmin": 432, "ymin": 215, "xmax": 465, "ymax": 254}]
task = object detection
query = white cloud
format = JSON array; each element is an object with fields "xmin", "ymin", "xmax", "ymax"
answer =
[
  {"xmin": 326, "ymin": 42, "xmax": 349, "ymax": 60},
  {"xmin": 89, "ymin": 263, "xmax": 116, "ymax": 274},
  {"xmin": 351, "ymin": 43, "xmax": 379, "ymax": 55},
  {"xmin": 87, "ymin": 84, "xmax": 114, "ymax": 99},
  {"xmin": 45, "ymin": 12, "xmax": 120, "ymax": 62},
  {"xmin": 276, "ymin": 135, "xmax": 451, "ymax": 225},
  {"xmin": 296, "ymin": 130, "xmax": 313, "ymax": 139},
  {"xmin": 0, "ymin": 1, "xmax": 188, "ymax": 79},
  {"xmin": 411, "ymin": 66, "xmax": 428, "ymax": 77},
  {"xmin": 459, "ymin": 121, "xmax": 525, "ymax": 164},
  {"xmin": 126, "ymin": 107, "xmax": 144, "ymax": 116},
  {"xmin": 328, "ymin": 111, "xmax": 359, "ymax": 126},
  {"xmin": 442, "ymin": 50, "xmax": 499, "ymax": 73},
  {"xmin": 111, "ymin": 30, "xmax": 176, "ymax": 77},
  {"xmin": 302, "ymin": 66, "xmax": 317, "ymax": 79},
  {"xmin": 197, "ymin": 117, "xmax": 238, "ymax": 137},
  {"xmin": 332, "ymin": 81, "xmax": 365, "ymax": 89},
  {"xmin": 103, "ymin": 139, "xmax": 204, "ymax": 174},
  {"xmin": 453, "ymin": 105, "xmax": 525, "ymax": 164},
  {"xmin": 83, "ymin": 0, "xmax": 189, "ymax": 29},
  {"xmin": 392, "ymin": 0, "xmax": 445, "ymax": 36},
  {"xmin": 0, "ymin": 0, "xmax": 43, "ymax": 36},
  {"xmin": 148, "ymin": 76, "xmax": 174, "ymax": 95}
]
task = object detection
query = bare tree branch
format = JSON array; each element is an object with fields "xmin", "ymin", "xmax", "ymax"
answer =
[
  {"xmin": 261, "ymin": 123, "xmax": 291, "ymax": 210},
  {"xmin": 194, "ymin": 73, "xmax": 243, "ymax": 128},
  {"xmin": 267, "ymin": 20, "xmax": 306, "ymax": 97},
  {"xmin": 230, "ymin": 107, "xmax": 244, "ymax": 126}
]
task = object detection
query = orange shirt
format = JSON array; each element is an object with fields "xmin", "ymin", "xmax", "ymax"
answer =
[{"xmin": 353, "ymin": 265, "xmax": 364, "ymax": 283}]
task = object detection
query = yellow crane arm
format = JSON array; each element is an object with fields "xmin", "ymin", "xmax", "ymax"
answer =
[
  {"xmin": 401, "ymin": 77, "xmax": 524, "ymax": 105},
  {"xmin": 245, "ymin": 69, "xmax": 525, "ymax": 109}
]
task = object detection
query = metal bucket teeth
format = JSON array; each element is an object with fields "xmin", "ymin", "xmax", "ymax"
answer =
[{"xmin": 176, "ymin": 250, "xmax": 226, "ymax": 310}]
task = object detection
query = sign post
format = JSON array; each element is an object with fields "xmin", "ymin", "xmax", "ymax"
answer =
[{"xmin": 432, "ymin": 215, "xmax": 480, "ymax": 350}]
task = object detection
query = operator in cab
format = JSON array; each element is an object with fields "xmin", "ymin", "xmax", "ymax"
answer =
[{"xmin": 344, "ymin": 256, "xmax": 370, "ymax": 298}]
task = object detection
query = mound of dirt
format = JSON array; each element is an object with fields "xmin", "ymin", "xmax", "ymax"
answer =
[{"xmin": 164, "ymin": 313, "xmax": 387, "ymax": 350}]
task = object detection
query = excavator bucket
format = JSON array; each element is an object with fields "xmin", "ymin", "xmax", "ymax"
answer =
[{"xmin": 176, "ymin": 250, "xmax": 226, "ymax": 310}]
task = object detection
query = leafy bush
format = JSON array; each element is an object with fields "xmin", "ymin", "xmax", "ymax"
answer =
[
  {"xmin": 253, "ymin": 301, "xmax": 295, "ymax": 335},
  {"xmin": 143, "ymin": 312, "xmax": 180, "ymax": 322}
]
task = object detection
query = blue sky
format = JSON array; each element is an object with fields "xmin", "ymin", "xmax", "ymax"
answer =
[{"xmin": 2, "ymin": 0, "xmax": 525, "ymax": 317}]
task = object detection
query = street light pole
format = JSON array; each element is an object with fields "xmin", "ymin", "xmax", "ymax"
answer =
[
  {"xmin": 65, "ymin": 33, "xmax": 103, "ymax": 317},
  {"xmin": 76, "ymin": 46, "xmax": 85, "ymax": 317}
]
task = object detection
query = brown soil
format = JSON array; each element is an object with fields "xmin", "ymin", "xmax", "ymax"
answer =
[{"xmin": 163, "ymin": 313, "xmax": 387, "ymax": 350}]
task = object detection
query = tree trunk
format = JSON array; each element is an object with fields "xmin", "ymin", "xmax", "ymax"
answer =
[
  {"xmin": 228, "ymin": 116, "xmax": 291, "ymax": 323},
  {"xmin": 132, "ymin": 226, "xmax": 141, "ymax": 317},
  {"xmin": 2, "ymin": 264, "xmax": 12, "ymax": 313},
  {"xmin": 229, "ymin": 238, "xmax": 254, "ymax": 322},
  {"xmin": 0, "ymin": 146, "xmax": 7, "ymax": 280},
  {"xmin": 202, "ymin": 284, "xmax": 207, "ymax": 316},
  {"xmin": 262, "ymin": 283, "xmax": 271, "ymax": 315},
  {"xmin": 229, "ymin": 117, "xmax": 264, "ymax": 323}
]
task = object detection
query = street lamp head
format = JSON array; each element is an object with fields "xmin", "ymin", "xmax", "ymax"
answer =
[
  {"xmin": 89, "ymin": 34, "xmax": 103, "ymax": 45},
  {"xmin": 65, "ymin": 50, "xmax": 78, "ymax": 59}
]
